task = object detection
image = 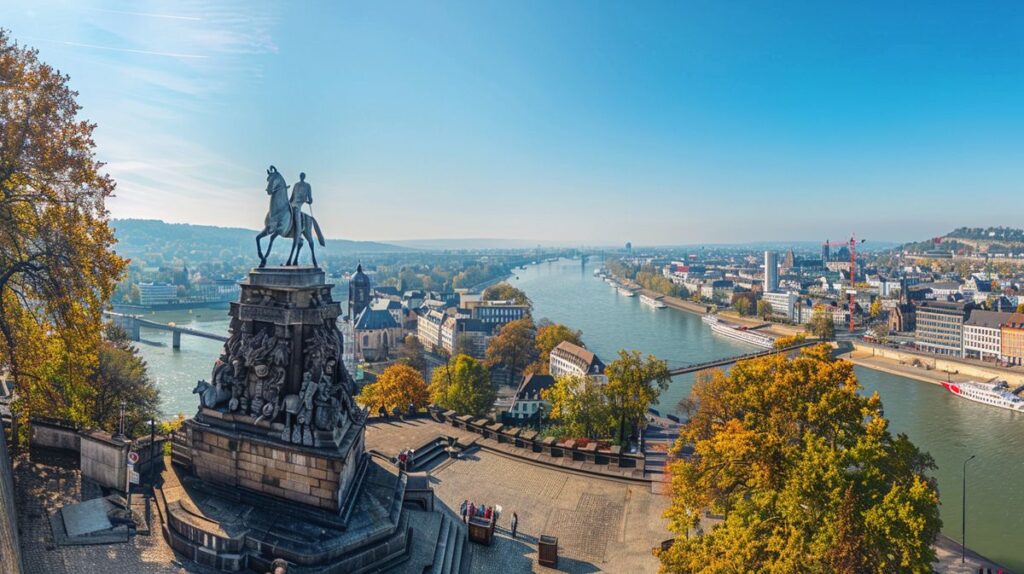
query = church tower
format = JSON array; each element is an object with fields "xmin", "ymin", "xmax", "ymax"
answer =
[{"xmin": 348, "ymin": 264, "xmax": 370, "ymax": 320}]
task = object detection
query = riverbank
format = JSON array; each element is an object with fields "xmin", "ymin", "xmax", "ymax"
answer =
[{"xmin": 848, "ymin": 342, "xmax": 1024, "ymax": 386}]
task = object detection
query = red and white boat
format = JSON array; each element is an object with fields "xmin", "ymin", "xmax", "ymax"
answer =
[{"xmin": 941, "ymin": 380, "xmax": 1024, "ymax": 412}]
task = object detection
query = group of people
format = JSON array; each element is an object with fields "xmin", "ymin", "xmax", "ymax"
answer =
[
  {"xmin": 396, "ymin": 448, "xmax": 415, "ymax": 471},
  {"xmin": 458, "ymin": 500, "xmax": 519, "ymax": 539}
]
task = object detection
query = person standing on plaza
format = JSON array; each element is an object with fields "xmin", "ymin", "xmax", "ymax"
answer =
[
  {"xmin": 460, "ymin": 500, "xmax": 468, "ymax": 523},
  {"xmin": 511, "ymin": 512, "xmax": 518, "ymax": 539}
]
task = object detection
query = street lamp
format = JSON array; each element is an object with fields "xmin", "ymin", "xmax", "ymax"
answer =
[{"xmin": 962, "ymin": 454, "xmax": 976, "ymax": 564}]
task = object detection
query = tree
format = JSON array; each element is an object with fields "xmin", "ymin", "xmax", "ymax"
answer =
[
  {"xmin": 358, "ymin": 363, "xmax": 429, "ymax": 414},
  {"xmin": 90, "ymin": 329, "xmax": 160, "ymax": 436},
  {"xmin": 773, "ymin": 333, "xmax": 807, "ymax": 350},
  {"xmin": 870, "ymin": 298, "xmax": 883, "ymax": 318},
  {"xmin": 482, "ymin": 282, "xmax": 532, "ymax": 309},
  {"xmin": 533, "ymin": 322, "xmax": 583, "ymax": 373},
  {"xmin": 0, "ymin": 32, "xmax": 128, "ymax": 439},
  {"xmin": 429, "ymin": 354, "xmax": 495, "ymax": 416},
  {"xmin": 734, "ymin": 297, "xmax": 751, "ymax": 316},
  {"xmin": 756, "ymin": 300, "xmax": 773, "ymax": 319},
  {"xmin": 485, "ymin": 317, "xmax": 537, "ymax": 375},
  {"xmin": 604, "ymin": 350, "xmax": 671, "ymax": 445},
  {"xmin": 542, "ymin": 376, "xmax": 615, "ymax": 439},
  {"xmin": 807, "ymin": 306, "xmax": 836, "ymax": 340},
  {"xmin": 397, "ymin": 334, "xmax": 427, "ymax": 372},
  {"xmin": 661, "ymin": 345, "xmax": 941, "ymax": 573},
  {"xmin": 1017, "ymin": 303, "xmax": 1024, "ymax": 314}
]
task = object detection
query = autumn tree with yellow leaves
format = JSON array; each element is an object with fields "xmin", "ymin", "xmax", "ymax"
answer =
[
  {"xmin": 660, "ymin": 345, "xmax": 941, "ymax": 573},
  {"xmin": 358, "ymin": 363, "xmax": 429, "ymax": 415},
  {"xmin": 1, "ymin": 31, "xmax": 127, "ymax": 441}
]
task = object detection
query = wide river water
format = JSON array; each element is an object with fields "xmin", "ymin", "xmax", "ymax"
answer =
[{"xmin": 135, "ymin": 258, "xmax": 1021, "ymax": 569}]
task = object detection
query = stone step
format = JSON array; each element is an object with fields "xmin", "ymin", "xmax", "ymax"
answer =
[
  {"xmin": 448, "ymin": 520, "xmax": 466, "ymax": 574},
  {"xmin": 429, "ymin": 513, "xmax": 452, "ymax": 573}
]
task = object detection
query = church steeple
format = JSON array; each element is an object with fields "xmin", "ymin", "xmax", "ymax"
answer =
[{"xmin": 348, "ymin": 263, "xmax": 370, "ymax": 320}]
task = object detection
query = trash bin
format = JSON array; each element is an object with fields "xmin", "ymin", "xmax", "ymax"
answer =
[{"xmin": 538, "ymin": 535, "xmax": 558, "ymax": 567}]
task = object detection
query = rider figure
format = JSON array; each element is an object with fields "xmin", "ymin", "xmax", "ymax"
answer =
[{"xmin": 289, "ymin": 172, "xmax": 312, "ymax": 236}]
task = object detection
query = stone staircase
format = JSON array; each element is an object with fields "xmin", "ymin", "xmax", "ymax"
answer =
[{"xmin": 428, "ymin": 512, "xmax": 470, "ymax": 574}]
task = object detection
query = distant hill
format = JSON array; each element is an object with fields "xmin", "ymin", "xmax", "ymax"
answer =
[
  {"xmin": 384, "ymin": 238, "xmax": 579, "ymax": 250},
  {"xmin": 902, "ymin": 226, "xmax": 1024, "ymax": 255},
  {"xmin": 111, "ymin": 219, "xmax": 411, "ymax": 263}
]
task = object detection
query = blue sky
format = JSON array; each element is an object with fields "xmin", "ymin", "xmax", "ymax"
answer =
[{"xmin": 4, "ymin": 1, "xmax": 1024, "ymax": 245}]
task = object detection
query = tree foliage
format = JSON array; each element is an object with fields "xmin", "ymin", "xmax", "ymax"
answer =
[
  {"xmin": 542, "ymin": 375, "xmax": 615, "ymax": 439},
  {"xmin": 0, "ymin": 32, "xmax": 127, "ymax": 437},
  {"xmin": 485, "ymin": 316, "xmax": 537, "ymax": 374},
  {"xmin": 481, "ymin": 282, "xmax": 532, "ymax": 309},
  {"xmin": 807, "ymin": 306, "xmax": 836, "ymax": 340},
  {"xmin": 734, "ymin": 297, "xmax": 751, "ymax": 316},
  {"xmin": 661, "ymin": 345, "xmax": 941, "ymax": 573},
  {"xmin": 869, "ymin": 298, "xmax": 883, "ymax": 318},
  {"xmin": 429, "ymin": 354, "xmax": 495, "ymax": 416},
  {"xmin": 359, "ymin": 363, "xmax": 429, "ymax": 414},
  {"xmin": 533, "ymin": 322, "xmax": 583, "ymax": 373},
  {"xmin": 604, "ymin": 350, "xmax": 671, "ymax": 444},
  {"xmin": 773, "ymin": 333, "xmax": 807, "ymax": 350},
  {"xmin": 756, "ymin": 300, "xmax": 773, "ymax": 319},
  {"xmin": 397, "ymin": 334, "xmax": 427, "ymax": 372},
  {"xmin": 89, "ymin": 324, "xmax": 160, "ymax": 436}
]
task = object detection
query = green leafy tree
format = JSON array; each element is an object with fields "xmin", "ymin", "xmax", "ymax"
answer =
[
  {"xmin": 756, "ymin": 299, "xmax": 773, "ymax": 319},
  {"xmin": 0, "ymin": 32, "xmax": 128, "ymax": 440},
  {"xmin": 734, "ymin": 297, "xmax": 751, "ymax": 316},
  {"xmin": 482, "ymin": 282, "xmax": 532, "ymax": 309},
  {"xmin": 807, "ymin": 305, "xmax": 836, "ymax": 340},
  {"xmin": 90, "ymin": 325, "xmax": 160, "ymax": 436},
  {"xmin": 604, "ymin": 350, "xmax": 671, "ymax": 444},
  {"xmin": 542, "ymin": 376, "xmax": 615, "ymax": 439},
  {"xmin": 661, "ymin": 345, "xmax": 941, "ymax": 573},
  {"xmin": 429, "ymin": 354, "xmax": 495, "ymax": 416},
  {"xmin": 485, "ymin": 317, "xmax": 537, "ymax": 375}
]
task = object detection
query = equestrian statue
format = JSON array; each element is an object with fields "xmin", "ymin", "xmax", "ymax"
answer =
[{"xmin": 255, "ymin": 166, "xmax": 326, "ymax": 267}]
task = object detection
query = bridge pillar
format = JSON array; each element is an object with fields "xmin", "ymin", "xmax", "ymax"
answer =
[
  {"xmin": 127, "ymin": 318, "xmax": 141, "ymax": 342},
  {"xmin": 172, "ymin": 330, "xmax": 181, "ymax": 350}
]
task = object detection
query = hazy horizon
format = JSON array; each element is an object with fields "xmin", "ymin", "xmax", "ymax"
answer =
[{"xmin": 5, "ymin": 2, "xmax": 1024, "ymax": 244}]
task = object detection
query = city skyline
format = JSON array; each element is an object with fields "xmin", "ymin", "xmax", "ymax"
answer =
[{"xmin": 4, "ymin": 1, "xmax": 1024, "ymax": 244}]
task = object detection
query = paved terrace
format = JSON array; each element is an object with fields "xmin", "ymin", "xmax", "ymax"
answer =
[{"xmin": 367, "ymin": 418, "xmax": 670, "ymax": 573}]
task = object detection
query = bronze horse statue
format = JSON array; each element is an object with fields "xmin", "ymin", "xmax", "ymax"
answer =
[{"xmin": 255, "ymin": 166, "xmax": 325, "ymax": 267}]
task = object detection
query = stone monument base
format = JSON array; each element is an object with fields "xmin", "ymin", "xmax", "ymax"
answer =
[
  {"xmin": 183, "ymin": 412, "xmax": 363, "ymax": 512},
  {"xmin": 156, "ymin": 453, "xmax": 411, "ymax": 572}
]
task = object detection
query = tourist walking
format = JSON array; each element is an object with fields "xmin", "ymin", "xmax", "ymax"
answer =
[
  {"xmin": 460, "ymin": 500, "xmax": 468, "ymax": 523},
  {"xmin": 511, "ymin": 512, "xmax": 518, "ymax": 539}
]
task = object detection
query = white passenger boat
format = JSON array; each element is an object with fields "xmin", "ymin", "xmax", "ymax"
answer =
[
  {"xmin": 639, "ymin": 294, "xmax": 666, "ymax": 309},
  {"xmin": 702, "ymin": 315, "xmax": 774, "ymax": 348},
  {"xmin": 617, "ymin": 287, "xmax": 636, "ymax": 297},
  {"xmin": 941, "ymin": 380, "xmax": 1024, "ymax": 412}
]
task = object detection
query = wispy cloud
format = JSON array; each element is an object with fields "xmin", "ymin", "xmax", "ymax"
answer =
[
  {"xmin": 84, "ymin": 8, "xmax": 202, "ymax": 22},
  {"xmin": 61, "ymin": 40, "xmax": 208, "ymax": 60}
]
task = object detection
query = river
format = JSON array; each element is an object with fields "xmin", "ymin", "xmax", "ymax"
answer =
[{"xmin": 135, "ymin": 258, "xmax": 1021, "ymax": 569}]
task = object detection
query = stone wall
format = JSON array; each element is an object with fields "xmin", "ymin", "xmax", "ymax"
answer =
[
  {"xmin": 0, "ymin": 429, "xmax": 24, "ymax": 574},
  {"xmin": 435, "ymin": 410, "xmax": 644, "ymax": 470},
  {"xmin": 853, "ymin": 342, "xmax": 1024, "ymax": 385},
  {"xmin": 79, "ymin": 430, "xmax": 130, "ymax": 491},
  {"xmin": 188, "ymin": 422, "xmax": 363, "ymax": 511},
  {"xmin": 29, "ymin": 418, "xmax": 80, "ymax": 451}
]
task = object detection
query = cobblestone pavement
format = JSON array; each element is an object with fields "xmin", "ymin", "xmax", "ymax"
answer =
[
  {"xmin": 13, "ymin": 448, "xmax": 200, "ymax": 574},
  {"xmin": 431, "ymin": 450, "xmax": 669, "ymax": 573}
]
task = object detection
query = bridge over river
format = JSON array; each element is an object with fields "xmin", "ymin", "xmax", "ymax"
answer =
[
  {"xmin": 103, "ymin": 311, "xmax": 228, "ymax": 349},
  {"xmin": 664, "ymin": 340, "xmax": 816, "ymax": 376}
]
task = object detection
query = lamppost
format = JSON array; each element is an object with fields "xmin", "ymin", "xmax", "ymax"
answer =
[{"xmin": 962, "ymin": 454, "xmax": 976, "ymax": 564}]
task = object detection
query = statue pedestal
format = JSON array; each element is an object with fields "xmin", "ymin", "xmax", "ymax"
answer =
[
  {"xmin": 180, "ymin": 265, "xmax": 364, "ymax": 509},
  {"xmin": 184, "ymin": 413, "xmax": 364, "ymax": 511}
]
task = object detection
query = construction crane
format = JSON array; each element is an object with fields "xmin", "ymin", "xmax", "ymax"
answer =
[{"xmin": 822, "ymin": 235, "xmax": 867, "ymax": 333}]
